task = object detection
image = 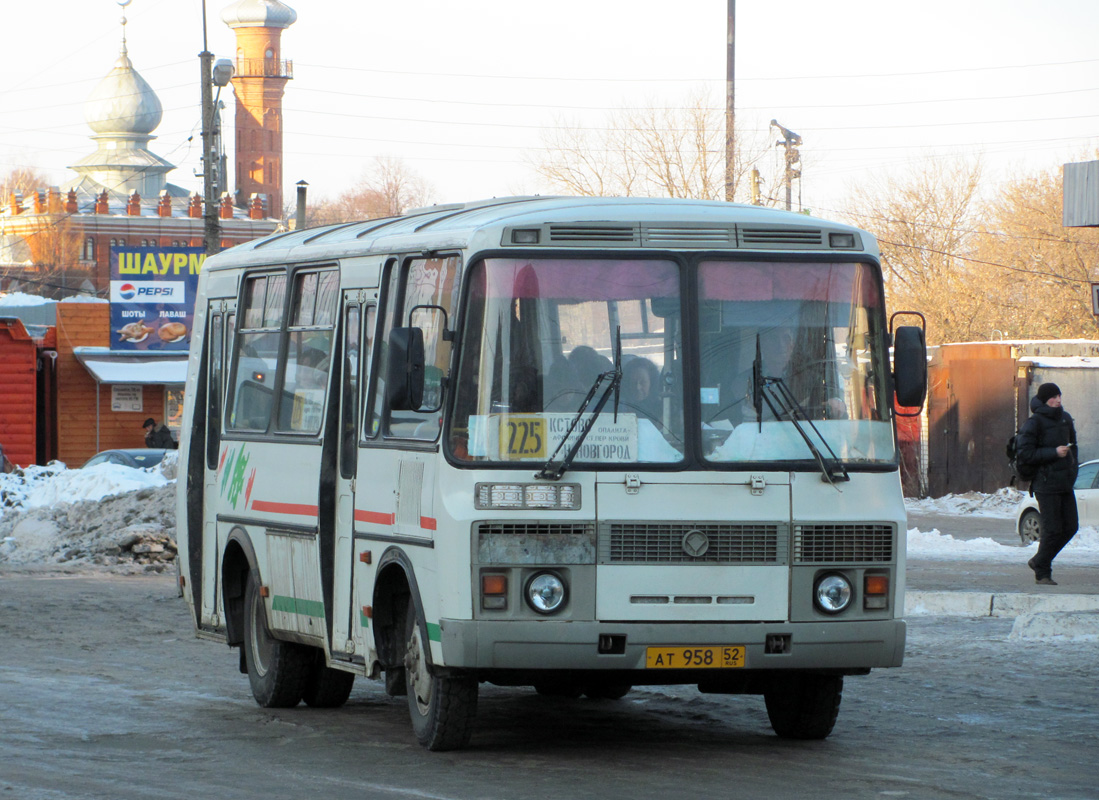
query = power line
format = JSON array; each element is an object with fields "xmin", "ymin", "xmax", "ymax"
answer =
[{"xmin": 292, "ymin": 56, "xmax": 1099, "ymax": 84}]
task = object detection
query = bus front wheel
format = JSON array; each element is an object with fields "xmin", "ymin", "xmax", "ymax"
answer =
[
  {"xmin": 763, "ymin": 674, "xmax": 843, "ymax": 740},
  {"xmin": 404, "ymin": 599, "xmax": 478, "ymax": 750},
  {"xmin": 243, "ymin": 571, "xmax": 311, "ymax": 708}
]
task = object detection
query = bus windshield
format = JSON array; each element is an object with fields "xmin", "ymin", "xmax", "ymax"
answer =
[
  {"xmin": 451, "ymin": 257, "xmax": 685, "ymax": 465},
  {"xmin": 450, "ymin": 257, "xmax": 895, "ymax": 468},
  {"xmin": 698, "ymin": 260, "xmax": 894, "ymax": 465}
]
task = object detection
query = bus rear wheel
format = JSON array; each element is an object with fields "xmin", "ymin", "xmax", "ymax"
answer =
[
  {"xmin": 404, "ymin": 600, "xmax": 478, "ymax": 751},
  {"xmin": 763, "ymin": 674, "xmax": 843, "ymax": 740},
  {"xmin": 302, "ymin": 655, "xmax": 356, "ymax": 708},
  {"xmin": 243, "ymin": 571, "xmax": 311, "ymax": 708}
]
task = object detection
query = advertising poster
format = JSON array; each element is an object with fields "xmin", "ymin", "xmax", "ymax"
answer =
[{"xmin": 109, "ymin": 246, "xmax": 205, "ymax": 352}]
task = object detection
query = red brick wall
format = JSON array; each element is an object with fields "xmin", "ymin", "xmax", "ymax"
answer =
[
  {"xmin": 55, "ymin": 303, "xmax": 166, "ymax": 466},
  {"xmin": 0, "ymin": 319, "xmax": 38, "ymax": 467}
]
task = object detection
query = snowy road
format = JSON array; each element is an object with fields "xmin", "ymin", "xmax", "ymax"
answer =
[{"xmin": 0, "ymin": 573, "xmax": 1095, "ymax": 800}]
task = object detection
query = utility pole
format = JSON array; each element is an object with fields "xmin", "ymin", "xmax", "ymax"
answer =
[
  {"xmin": 200, "ymin": 47, "xmax": 218, "ymax": 256},
  {"xmin": 770, "ymin": 119, "xmax": 802, "ymax": 211},
  {"xmin": 724, "ymin": 0, "xmax": 735, "ymax": 202},
  {"xmin": 200, "ymin": 1, "xmax": 233, "ymax": 256}
]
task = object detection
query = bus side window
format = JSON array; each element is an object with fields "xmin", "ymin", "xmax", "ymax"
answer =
[
  {"xmin": 276, "ymin": 269, "xmax": 339, "ymax": 434},
  {"xmin": 340, "ymin": 303, "xmax": 375, "ymax": 475},
  {"xmin": 205, "ymin": 312, "xmax": 223, "ymax": 469},
  {"xmin": 386, "ymin": 256, "xmax": 460, "ymax": 440},
  {"xmin": 227, "ymin": 272, "xmax": 286, "ymax": 432}
]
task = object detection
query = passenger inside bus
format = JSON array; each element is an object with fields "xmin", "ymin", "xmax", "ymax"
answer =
[{"xmin": 621, "ymin": 356, "xmax": 661, "ymax": 422}]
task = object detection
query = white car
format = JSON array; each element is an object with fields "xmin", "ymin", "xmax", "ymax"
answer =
[{"xmin": 1014, "ymin": 458, "xmax": 1099, "ymax": 544}]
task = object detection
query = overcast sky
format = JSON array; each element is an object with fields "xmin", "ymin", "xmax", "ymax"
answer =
[{"xmin": 2, "ymin": 0, "xmax": 1097, "ymax": 217}]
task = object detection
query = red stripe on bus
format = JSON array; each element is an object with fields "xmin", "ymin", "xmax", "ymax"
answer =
[
  {"xmin": 420, "ymin": 517, "xmax": 437, "ymax": 531},
  {"xmin": 250, "ymin": 500, "xmax": 319, "ymax": 517},
  {"xmin": 356, "ymin": 510, "xmax": 396, "ymax": 525}
]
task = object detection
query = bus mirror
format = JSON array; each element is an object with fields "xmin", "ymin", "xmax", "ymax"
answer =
[
  {"xmin": 893, "ymin": 325, "xmax": 927, "ymax": 408},
  {"xmin": 387, "ymin": 327, "xmax": 426, "ymax": 411}
]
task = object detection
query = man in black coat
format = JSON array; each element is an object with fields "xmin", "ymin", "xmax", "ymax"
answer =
[
  {"xmin": 143, "ymin": 418, "xmax": 177, "ymax": 450},
  {"xmin": 1017, "ymin": 383, "xmax": 1079, "ymax": 585}
]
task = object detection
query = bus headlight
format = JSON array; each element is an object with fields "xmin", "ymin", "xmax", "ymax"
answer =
[
  {"xmin": 814, "ymin": 573, "xmax": 853, "ymax": 614},
  {"xmin": 525, "ymin": 571, "xmax": 567, "ymax": 614}
]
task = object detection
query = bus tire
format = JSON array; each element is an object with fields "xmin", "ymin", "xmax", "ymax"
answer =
[
  {"xmin": 404, "ymin": 599, "xmax": 478, "ymax": 751},
  {"xmin": 302, "ymin": 656, "xmax": 356, "ymax": 708},
  {"xmin": 243, "ymin": 571, "xmax": 310, "ymax": 708},
  {"xmin": 764, "ymin": 674, "xmax": 843, "ymax": 740}
]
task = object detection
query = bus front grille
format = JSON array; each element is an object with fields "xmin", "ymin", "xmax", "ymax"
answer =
[
  {"xmin": 793, "ymin": 524, "xmax": 894, "ymax": 563},
  {"xmin": 600, "ymin": 522, "xmax": 787, "ymax": 565}
]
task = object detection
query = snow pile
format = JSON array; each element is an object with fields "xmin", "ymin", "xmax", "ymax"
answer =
[
  {"xmin": 905, "ymin": 488, "xmax": 1024, "ymax": 518},
  {"xmin": 906, "ymin": 525, "xmax": 1099, "ymax": 563},
  {"xmin": 0, "ymin": 455, "xmax": 178, "ymax": 573}
]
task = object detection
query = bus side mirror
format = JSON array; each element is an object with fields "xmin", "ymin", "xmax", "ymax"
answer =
[
  {"xmin": 387, "ymin": 327, "xmax": 425, "ymax": 411},
  {"xmin": 893, "ymin": 325, "xmax": 927, "ymax": 408}
]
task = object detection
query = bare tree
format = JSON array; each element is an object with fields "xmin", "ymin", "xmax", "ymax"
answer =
[
  {"xmin": 970, "ymin": 165, "xmax": 1099, "ymax": 339},
  {"xmin": 1, "ymin": 166, "xmax": 50, "ymax": 206},
  {"xmin": 841, "ymin": 157, "xmax": 987, "ymax": 344},
  {"xmin": 304, "ymin": 157, "xmax": 434, "ymax": 227},
  {"xmin": 533, "ymin": 91, "xmax": 773, "ymax": 204}
]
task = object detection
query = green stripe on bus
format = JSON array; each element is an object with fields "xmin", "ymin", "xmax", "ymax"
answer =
[
  {"xmin": 426, "ymin": 622, "xmax": 442, "ymax": 642},
  {"xmin": 271, "ymin": 595, "xmax": 326, "ymax": 618}
]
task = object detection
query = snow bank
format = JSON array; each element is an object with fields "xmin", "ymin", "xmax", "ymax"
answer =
[
  {"xmin": 905, "ymin": 487, "xmax": 1024, "ymax": 518},
  {"xmin": 1, "ymin": 454, "xmax": 178, "ymax": 573}
]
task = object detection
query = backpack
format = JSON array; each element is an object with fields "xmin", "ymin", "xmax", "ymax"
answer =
[{"xmin": 1006, "ymin": 428, "xmax": 1038, "ymax": 488}]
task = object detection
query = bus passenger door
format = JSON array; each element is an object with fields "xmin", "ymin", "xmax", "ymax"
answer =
[
  {"xmin": 332, "ymin": 296, "xmax": 373, "ymax": 656},
  {"xmin": 201, "ymin": 304, "xmax": 231, "ymax": 629}
]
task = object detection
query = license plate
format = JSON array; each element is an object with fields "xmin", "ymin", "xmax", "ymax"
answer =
[{"xmin": 645, "ymin": 645, "xmax": 746, "ymax": 669}]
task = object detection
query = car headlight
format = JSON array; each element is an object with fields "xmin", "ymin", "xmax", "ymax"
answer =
[
  {"xmin": 814, "ymin": 573, "xmax": 853, "ymax": 614},
  {"xmin": 525, "ymin": 571, "xmax": 567, "ymax": 614}
]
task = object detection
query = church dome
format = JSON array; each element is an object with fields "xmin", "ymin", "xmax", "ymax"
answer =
[
  {"xmin": 84, "ymin": 51, "xmax": 163, "ymax": 136},
  {"xmin": 221, "ymin": 0, "xmax": 297, "ymax": 28}
]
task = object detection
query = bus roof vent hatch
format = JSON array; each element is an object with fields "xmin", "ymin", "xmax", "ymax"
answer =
[
  {"xmin": 738, "ymin": 226, "xmax": 824, "ymax": 249},
  {"xmin": 548, "ymin": 224, "xmax": 640, "ymax": 246},
  {"xmin": 642, "ymin": 225, "xmax": 736, "ymax": 248}
]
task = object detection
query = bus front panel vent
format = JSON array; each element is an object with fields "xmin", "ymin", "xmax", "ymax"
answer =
[
  {"xmin": 599, "ymin": 521, "xmax": 787, "ymax": 565},
  {"xmin": 793, "ymin": 524, "xmax": 894, "ymax": 564}
]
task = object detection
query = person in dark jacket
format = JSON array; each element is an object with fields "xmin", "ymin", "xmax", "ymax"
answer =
[
  {"xmin": 1017, "ymin": 383, "xmax": 1078, "ymax": 585},
  {"xmin": 143, "ymin": 418, "xmax": 177, "ymax": 450}
]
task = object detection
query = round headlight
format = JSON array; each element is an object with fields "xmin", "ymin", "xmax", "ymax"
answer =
[
  {"xmin": 814, "ymin": 573, "xmax": 853, "ymax": 614},
  {"xmin": 525, "ymin": 571, "xmax": 567, "ymax": 614}
]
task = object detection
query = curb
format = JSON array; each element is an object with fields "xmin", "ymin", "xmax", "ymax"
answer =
[
  {"xmin": 905, "ymin": 591, "xmax": 1099, "ymax": 617},
  {"xmin": 906, "ymin": 592, "xmax": 1099, "ymax": 639}
]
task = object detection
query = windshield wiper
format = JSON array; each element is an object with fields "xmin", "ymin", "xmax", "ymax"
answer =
[
  {"xmin": 751, "ymin": 336, "xmax": 849, "ymax": 488},
  {"xmin": 537, "ymin": 331, "xmax": 622, "ymax": 481}
]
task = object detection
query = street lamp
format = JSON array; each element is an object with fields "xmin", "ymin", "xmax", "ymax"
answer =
[{"xmin": 200, "ymin": 2, "xmax": 233, "ymax": 256}]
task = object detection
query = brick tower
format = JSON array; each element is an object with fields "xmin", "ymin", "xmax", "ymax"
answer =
[{"xmin": 221, "ymin": 0, "xmax": 297, "ymax": 219}]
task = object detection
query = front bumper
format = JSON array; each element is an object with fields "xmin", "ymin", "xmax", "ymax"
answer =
[{"xmin": 438, "ymin": 618, "xmax": 905, "ymax": 673}]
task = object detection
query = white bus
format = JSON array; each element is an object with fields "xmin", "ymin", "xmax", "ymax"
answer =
[{"xmin": 176, "ymin": 196, "xmax": 927, "ymax": 751}]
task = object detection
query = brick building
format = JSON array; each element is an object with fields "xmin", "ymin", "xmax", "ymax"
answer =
[{"xmin": 0, "ymin": 2, "xmax": 298, "ymax": 467}]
